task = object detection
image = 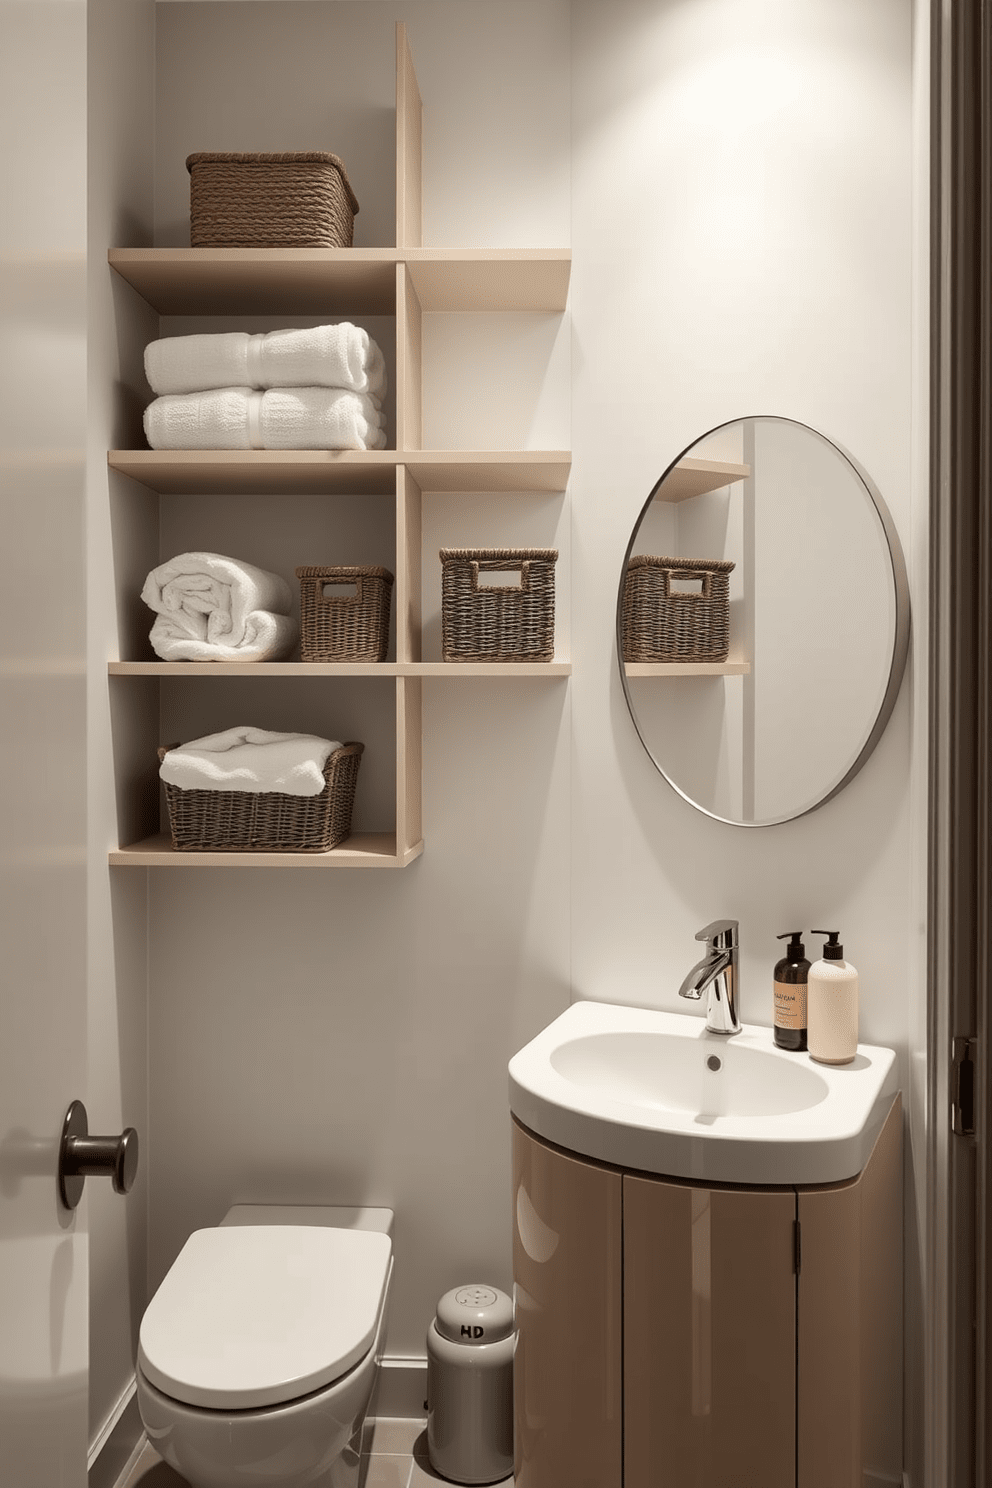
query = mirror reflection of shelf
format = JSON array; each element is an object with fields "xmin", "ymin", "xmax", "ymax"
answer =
[
  {"xmin": 624, "ymin": 660, "xmax": 750, "ymax": 677},
  {"xmin": 651, "ymin": 457, "xmax": 751, "ymax": 503}
]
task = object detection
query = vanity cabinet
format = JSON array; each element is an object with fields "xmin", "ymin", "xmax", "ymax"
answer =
[
  {"xmin": 511, "ymin": 1096, "xmax": 902, "ymax": 1488},
  {"xmin": 104, "ymin": 24, "xmax": 571, "ymax": 869}
]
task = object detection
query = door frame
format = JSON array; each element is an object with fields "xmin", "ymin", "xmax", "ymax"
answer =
[{"xmin": 927, "ymin": 2, "xmax": 992, "ymax": 1484}]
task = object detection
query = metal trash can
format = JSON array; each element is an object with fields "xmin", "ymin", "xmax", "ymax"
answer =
[{"xmin": 427, "ymin": 1284, "xmax": 515, "ymax": 1484}]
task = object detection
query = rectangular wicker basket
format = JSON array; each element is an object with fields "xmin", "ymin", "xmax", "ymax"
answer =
[
  {"xmin": 621, "ymin": 555, "xmax": 735, "ymax": 663},
  {"xmin": 158, "ymin": 742, "xmax": 363, "ymax": 852},
  {"xmin": 186, "ymin": 152, "xmax": 359, "ymax": 248},
  {"xmin": 440, "ymin": 548, "xmax": 558, "ymax": 663},
  {"xmin": 296, "ymin": 566, "xmax": 394, "ymax": 663}
]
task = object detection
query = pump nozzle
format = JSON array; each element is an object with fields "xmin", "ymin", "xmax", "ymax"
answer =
[
  {"xmin": 811, "ymin": 930, "xmax": 844, "ymax": 959},
  {"xmin": 776, "ymin": 930, "xmax": 806, "ymax": 959}
]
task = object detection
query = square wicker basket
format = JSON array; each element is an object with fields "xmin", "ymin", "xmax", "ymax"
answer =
[
  {"xmin": 158, "ymin": 742, "xmax": 363, "ymax": 852},
  {"xmin": 296, "ymin": 566, "xmax": 394, "ymax": 663},
  {"xmin": 621, "ymin": 555, "xmax": 735, "ymax": 663},
  {"xmin": 440, "ymin": 548, "xmax": 558, "ymax": 663},
  {"xmin": 186, "ymin": 152, "xmax": 360, "ymax": 248}
]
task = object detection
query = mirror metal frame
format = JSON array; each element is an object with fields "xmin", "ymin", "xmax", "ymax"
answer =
[{"xmin": 616, "ymin": 415, "xmax": 912, "ymax": 827}]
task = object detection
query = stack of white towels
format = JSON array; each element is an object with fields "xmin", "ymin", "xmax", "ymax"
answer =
[
  {"xmin": 143, "ymin": 322, "xmax": 387, "ymax": 451},
  {"xmin": 141, "ymin": 551, "xmax": 297, "ymax": 662}
]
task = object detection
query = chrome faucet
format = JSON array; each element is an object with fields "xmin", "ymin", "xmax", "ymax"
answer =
[{"xmin": 678, "ymin": 920, "xmax": 741, "ymax": 1035}]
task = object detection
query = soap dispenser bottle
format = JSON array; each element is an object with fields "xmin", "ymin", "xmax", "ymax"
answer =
[
  {"xmin": 807, "ymin": 931, "xmax": 859, "ymax": 1065},
  {"xmin": 773, "ymin": 931, "xmax": 810, "ymax": 1051}
]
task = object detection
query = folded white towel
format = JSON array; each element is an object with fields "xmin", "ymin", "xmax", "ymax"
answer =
[
  {"xmin": 145, "ymin": 324, "xmax": 387, "ymax": 403},
  {"xmin": 141, "ymin": 551, "xmax": 297, "ymax": 662},
  {"xmin": 160, "ymin": 727, "xmax": 341, "ymax": 796},
  {"xmin": 143, "ymin": 387, "xmax": 387, "ymax": 451}
]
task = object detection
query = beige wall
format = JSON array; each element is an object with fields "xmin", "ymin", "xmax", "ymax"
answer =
[{"xmin": 87, "ymin": 1, "xmax": 925, "ymax": 1481}]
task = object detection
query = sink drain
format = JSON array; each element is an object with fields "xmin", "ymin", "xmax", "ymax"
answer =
[{"xmin": 706, "ymin": 1055, "xmax": 722, "ymax": 1072}]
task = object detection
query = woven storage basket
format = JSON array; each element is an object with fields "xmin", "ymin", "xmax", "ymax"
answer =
[
  {"xmin": 186, "ymin": 152, "xmax": 360, "ymax": 248},
  {"xmin": 621, "ymin": 555, "xmax": 735, "ymax": 663},
  {"xmin": 296, "ymin": 566, "xmax": 394, "ymax": 663},
  {"xmin": 440, "ymin": 548, "xmax": 558, "ymax": 663},
  {"xmin": 158, "ymin": 742, "xmax": 363, "ymax": 852}
]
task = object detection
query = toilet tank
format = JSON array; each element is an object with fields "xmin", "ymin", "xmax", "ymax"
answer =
[{"xmin": 220, "ymin": 1204, "xmax": 394, "ymax": 1237}]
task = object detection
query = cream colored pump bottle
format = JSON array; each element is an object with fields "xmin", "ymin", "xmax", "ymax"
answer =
[{"xmin": 807, "ymin": 930, "xmax": 859, "ymax": 1065}]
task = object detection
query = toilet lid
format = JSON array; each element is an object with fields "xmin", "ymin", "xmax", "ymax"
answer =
[{"xmin": 138, "ymin": 1226, "xmax": 392, "ymax": 1409}]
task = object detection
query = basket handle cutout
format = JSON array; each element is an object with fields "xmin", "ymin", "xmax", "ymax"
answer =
[
  {"xmin": 471, "ymin": 561, "xmax": 530, "ymax": 593},
  {"xmin": 321, "ymin": 581, "xmax": 361, "ymax": 603},
  {"xmin": 666, "ymin": 571, "xmax": 712, "ymax": 599}
]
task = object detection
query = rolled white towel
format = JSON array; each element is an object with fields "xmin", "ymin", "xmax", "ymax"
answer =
[
  {"xmin": 145, "ymin": 324, "xmax": 387, "ymax": 403},
  {"xmin": 143, "ymin": 386, "xmax": 387, "ymax": 452},
  {"xmin": 160, "ymin": 727, "xmax": 341, "ymax": 796},
  {"xmin": 141, "ymin": 551, "xmax": 297, "ymax": 662}
]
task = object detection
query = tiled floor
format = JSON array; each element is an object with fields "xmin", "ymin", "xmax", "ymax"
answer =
[{"xmin": 117, "ymin": 1418, "xmax": 514, "ymax": 1488}]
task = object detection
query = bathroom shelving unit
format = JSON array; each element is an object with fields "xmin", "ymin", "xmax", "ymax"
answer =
[
  {"xmin": 106, "ymin": 24, "xmax": 571, "ymax": 870},
  {"xmin": 626, "ymin": 454, "xmax": 750, "ymax": 678}
]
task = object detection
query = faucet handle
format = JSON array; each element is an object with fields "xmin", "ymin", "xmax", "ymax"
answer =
[{"xmin": 695, "ymin": 919, "xmax": 738, "ymax": 948}]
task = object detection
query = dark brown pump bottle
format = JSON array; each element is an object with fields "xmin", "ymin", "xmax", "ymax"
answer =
[{"xmin": 773, "ymin": 931, "xmax": 811, "ymax": 1051}]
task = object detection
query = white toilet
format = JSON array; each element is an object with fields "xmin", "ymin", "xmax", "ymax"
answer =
[{"xmin": 136, "ymin": 1205, "xmax": 393, "ymax": 1488}]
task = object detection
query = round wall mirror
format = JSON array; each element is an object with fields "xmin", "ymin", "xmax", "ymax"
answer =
[{"xmin": 617, "ymin": 417, "xmax": 910, "ymax": 827}]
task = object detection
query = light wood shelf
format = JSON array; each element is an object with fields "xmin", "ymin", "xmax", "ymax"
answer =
[
  {"xmin": 108, "ymin": 247, "xmax": 571, "ymax": 316},
  {"xmin": 106, "ymin": 24, "xmax": 569, "ymax": 870},
  {"xmin": 653, "ymin": 457, "xmax": 750, "ymax": 503},
  {"xmin": 625, "ymin": 660, "xmax": 750, "ymax": 677},
  {"xmin": 110, "ymin": 661, "xmax": 572, "ymax": 677},
  {"xmin": 108, "ymin": 449, "xmax": 571, "ymax": 496},
  {"xmin": 110, "ymin": 832, "xmax": 423, "ymax": 869}
]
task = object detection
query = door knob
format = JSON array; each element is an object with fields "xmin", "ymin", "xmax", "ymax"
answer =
[{"xmin": 58, "ymin": 1100, "xmax": 139, "ymax": 1210}]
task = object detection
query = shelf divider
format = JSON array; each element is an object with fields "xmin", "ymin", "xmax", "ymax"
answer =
[{"xmin": 396, "ymin": 22, "xmax": 423, "ymax": 250}]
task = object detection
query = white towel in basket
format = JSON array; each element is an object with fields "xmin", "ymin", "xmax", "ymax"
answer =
[
  {"xmin": 144, "ymin": 323, "xmax": 386, "ymax": 403},
  {"xmin": 143, "ymin": 386, "xmax": 387, "ymax": 451},
  {"xmin": 160, "ymin": 727, "xmax": 341, "ymax": 796},
  {"xmin": 141, "ymin": 551, "xmax": 297, "ymax": 662}
]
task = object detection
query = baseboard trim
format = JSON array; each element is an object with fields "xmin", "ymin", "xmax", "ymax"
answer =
[
  {"xmin": 377, "ymin": 1355, "xmax": 428, "ymax": 1418},
  {"xmin": 88, "ymin": 1382, "xmax": 143, "ymax": 1488}
]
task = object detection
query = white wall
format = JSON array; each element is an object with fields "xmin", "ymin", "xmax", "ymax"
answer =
[
  {"xmin": 100, "ymin": 1, "xmax": 925, "ymax": 1479},
  {"xmin": 569, "ymin": 1, "xmax": 923, "ymax": 1479}
]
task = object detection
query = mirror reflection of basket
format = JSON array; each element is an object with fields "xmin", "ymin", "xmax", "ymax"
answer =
[
  {"xmin": 296, "ymin": 566, "xmax": 394, "ymax": 663},
  {"xmin": 622, "ymin": 556, "xmax": 735, "ymax": 663},
  {"xmin": 440, "ymin": 548, "xmax": 558, "ymax": 663},
  {"xmin": 158, "ymin": 742, "xmax": 363, "ymax": 852}
]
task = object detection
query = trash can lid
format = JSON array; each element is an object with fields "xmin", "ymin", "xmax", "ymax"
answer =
[{"xmin": 435, "ymin": 1285, "xmax": 514, "ymax": 1345}]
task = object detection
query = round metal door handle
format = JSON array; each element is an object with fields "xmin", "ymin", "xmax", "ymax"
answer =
[{"xmin": 58, "ymin": 1100, "xmax": 139, "ymax": 1210}]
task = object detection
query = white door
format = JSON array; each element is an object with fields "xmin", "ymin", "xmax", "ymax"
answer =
[{"xmin": 0, "ymin": 1, "xmax": 89, "ymax": 1483}]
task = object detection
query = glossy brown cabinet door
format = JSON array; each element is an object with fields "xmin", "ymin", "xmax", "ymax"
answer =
[
  {"xmin": 624, "ymin": 1174, "xmax": 797, "ymax": 1488},
  {"xmin": 797, "ymin": 1095, "xmax": 903, "ymax": 1488},
  {"xmin": 512, "ymin": 1119, "xmax": 622, "ymax": 1488}
]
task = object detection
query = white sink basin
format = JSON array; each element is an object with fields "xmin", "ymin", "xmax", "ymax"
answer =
[{"xmin": 509, "ymin": 1000, "xmax": 899, "ymax": 1185}]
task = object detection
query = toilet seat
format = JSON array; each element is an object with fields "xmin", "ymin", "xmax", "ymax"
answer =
[{"xmin": 137, "ymin": 1225, "xmax": 392, "ymax": 1411}]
